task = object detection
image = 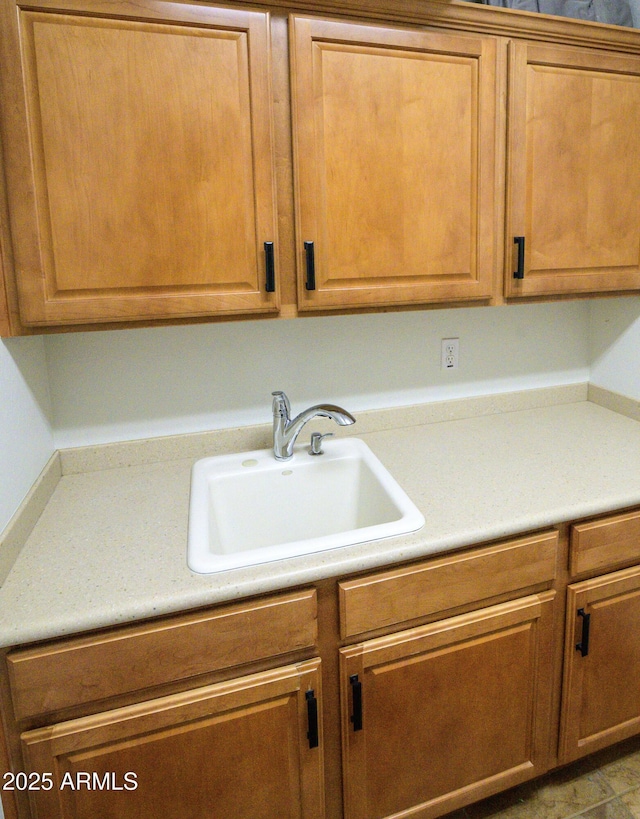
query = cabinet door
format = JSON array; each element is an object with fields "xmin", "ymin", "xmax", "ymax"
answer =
[
  {"xmin": 0, "ymin": 0, "xmax": 278, "ymax": 325},
  {"xmin": 20, "ymin": 660, "xmax": 324, "ymax": 819},
  {"xmin": 340, "ymin": 593, "xmax": 555, "ymax": 819},
  {"xmin": 559, "ymin": 565, "xmax": 640, "ymax": 763},
  {"xmin": 290, "ymin": 16, "xmax": 499, "ymax": 310},
  {"xmin": 505, "ymin": 42, "xmax": 640, "ymax": 298}
]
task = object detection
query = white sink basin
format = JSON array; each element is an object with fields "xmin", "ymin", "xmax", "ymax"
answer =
[{"xmin": 187, "ymin": 437, "xmax": 424, "ymax": 573}]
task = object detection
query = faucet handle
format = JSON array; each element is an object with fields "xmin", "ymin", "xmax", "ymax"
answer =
[
  {"xmin": 271, "ymin": 390, "xmax": 291, "ymax": 419},
  {"xmin": 309, "ymin": 432, "xmax": 333, "ymax": 456}
]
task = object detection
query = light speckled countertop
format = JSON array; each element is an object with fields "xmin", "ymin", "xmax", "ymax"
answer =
[{"xmin": 2, "ymin": 398, "xmax": 640, "ymax": 648}]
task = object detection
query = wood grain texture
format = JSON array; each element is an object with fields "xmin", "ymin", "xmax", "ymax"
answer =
[
  {"xmin": 339, "ymin": 530, "xmax": 558, "ymax": 638},
  {"xmin": 506, "ymin": 41, "xmax": 640, "ymax": 298},
  {"xmin": 571, "ymin": 510, "xmax": 640, "ymax": 576},
  {"xmin": 0, "ymin": 670, "xmax": 19, "ymax": 819},
  {"xmin": 340, "ymin": 592, "xmax": 556, "ymax": 819},
  {"xmin": 2, "ymin": 509, "xmax": 634, "ymax": 819},
  {"xmin": 2, "ymin": 0, "xmax": 640, "ymax": 332},
  {"xmin": 0, "ymin": 135, "xmax": 12, "ymax": 337},
  {"xmin": 0, "ymin": 246, "xmax": 10, "ymax": 338},
  {"xmin": 0, "ymin": 123, "xmax": 30, "ymax": 338},
  {"xmin": 21, "ymin": 658, "xmax": 324, "ymax": 819},
  {"xmin": 290, "ymin": 15, "xmax": 498, "ymax": 310},
  {"xmin": 559, "ymin": 565, "xmax": 640, "ymax": 763},
  {"xmin": 8, "ymin": 589, "xmax": 317, "ymax": 721},
  {"xmin": 4, "ymin": 0, "xmax": 279, "ymax": 324}
]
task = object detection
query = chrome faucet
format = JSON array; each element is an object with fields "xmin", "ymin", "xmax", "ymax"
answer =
[{"xmin": 271, "ymin": 391, "xmax": 355, "ymax": 460}]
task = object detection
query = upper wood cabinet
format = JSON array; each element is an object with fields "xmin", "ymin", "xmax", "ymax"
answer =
[
  {"xmin": 289, "ymin": 16, "xmax": 499, "ymax": 310},
  {"xmin": 3, "ymin": 0, "xmax": 640, "ymax": 331},
  {"xmin": 505, "ymin": 41, "xmax": 640, "ymax": 298},
  {"xmin": 0, "ymin": 0, "xmax": 279, "ymax": 326}
]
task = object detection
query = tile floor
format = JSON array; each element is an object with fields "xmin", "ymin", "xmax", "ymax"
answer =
[{"xmin": 443, "ymin": 737, "xmax": 640, "ymax": 819}]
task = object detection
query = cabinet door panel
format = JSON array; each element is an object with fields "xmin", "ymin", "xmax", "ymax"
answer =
[
  {"xmin": 560, "ymin": 565, "xmax": 640, "ymax": 763},
  {"xmin": 291, "ymin": 17, "xmax": 498, "ymax": 309},
  {"xmin": 506, "ymin": 42, "xmax": 640, "ymax": 297},
  {"xmin": 340, "ymin": 593, "xmax": 555, "ymax": 819},
  {"xmin": 20, "ymin": 660, "xmax": 324, "ymax": 819},
  {"xmin": 2, "ymin": 0, "xmax": 278, "ymax": 324}
]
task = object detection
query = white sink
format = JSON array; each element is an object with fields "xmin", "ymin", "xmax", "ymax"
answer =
[{"xmin": 187, "ymin": 437, "xmax": 425, "ymax": 574}]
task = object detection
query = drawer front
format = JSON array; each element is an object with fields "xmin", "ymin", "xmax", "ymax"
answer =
[
  {"xmin": 7, "ymin": 588, "xmax": 317, "ymax": 721},
  {"xmin": 339, "ymin": 531, "xmax": 557, "ymax": 639},
  {"xmin": 571, "ymin": 510, "xmax": 640, "ymax": 576}
]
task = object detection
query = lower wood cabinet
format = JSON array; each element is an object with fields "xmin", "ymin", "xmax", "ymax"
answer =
[
  {"xmin": 8, "ymin": 515, "xmax": 640, "ymax": 819},
  {"xmin": 339, "ymin": 592, "xmax": 556, "ymax": 819},
  {"xmin": 19, "ymin": 659, "xmax": 324, "ymax": 819},
  {"xmin": 559, "ymin": 564, "xmax": 640, "ymax": 764}
]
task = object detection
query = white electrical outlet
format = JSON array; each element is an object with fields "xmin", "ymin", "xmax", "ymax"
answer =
[{"xmin": 441, "ymin": 338, "xmax": 459, "ymax": 370}]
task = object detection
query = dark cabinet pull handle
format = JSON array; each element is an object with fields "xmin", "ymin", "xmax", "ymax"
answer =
[
  {"xmin": 264, "ymin": 241, "xmax": 275, "ymax": 293},
  {"xmin": 350, "ymin": 674, "xmax": 362, "ymax": 731},
  {"xmin": 306, "ymin": 690, "xmax": 319, "ymax": 748},
  {"xmin": 513, "ymin": 236, "xmax": 525, "ymax": 279},
  {"xmin": 576, "ymin": 608, "xmax": 591, "ymax": 657},
  {"xmin": 304, "ymin": 241, "xmax": 316, "ymax": 291}
]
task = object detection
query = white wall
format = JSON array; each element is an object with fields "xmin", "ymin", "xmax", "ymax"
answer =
[
  {"xmin": 45, "ymin": 301, "xmax": 591, "ymax": 449},
  {"xmin": 590, "ymin": 296, "xmax": 640, "ymax": 400},
  {"xmin": 0, "ymin": 337, "xmax": 54, "ymax": 532}
]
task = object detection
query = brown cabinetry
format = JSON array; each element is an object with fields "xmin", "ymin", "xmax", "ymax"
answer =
[
  {"xmin": 1, "ymin": 589, "xmax": 323, "ymax": 819},
  {"xmin": 6, "ymin": 588, "xmax": 318, "ymax": 720},
  {"xmin": 559, "ymin": 566, "xmax": 640, "ymax": 764},
  {"xmin": 7, "ymin": 512, "xmax": 640, "ymax": 818},
  {"xmin": 337, "ymin": 530, "xmax": 558, "ymax": 819},
  {"xmin": 0, "ymin": 0, "xmax": 279, "ymax": 326},
  {"xmin": 1, "ymin": 1, "xmax": 502, "ymax": 329},
  {"xmin": 505, "ymin": 42, "xmax": 640, "ymax": 298},
  {"xmin": 289, "ymin": 16, "xmax": 499, "ymax": 311},
  {"xmin": 21, "ymin": 660, "xmax": 324, "ymax": 819},
  {"xmin": 340, "ymin": 593, "xmax": 556, "ymax": 819},
  {"xmin": 3, "ymin": 0, "xmax": 640, "ymax": 333},
  {"xmin": 0, "ymin": 530, "xmax": 562, "ymax": 819},
  {"xmin": 570, "ymin": 509, "xmax": 640, "ymax": 576},
  {"xmin": 338, "ymin": 530, "xmax": 558, "ymax": 639},
  {"xmin": 559, "ymin": 511, "xmax": 640, "ymax": 763}
]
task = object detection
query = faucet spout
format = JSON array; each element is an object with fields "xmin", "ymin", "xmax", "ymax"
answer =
[{"xmin": 271, "ymin": 391, "xmax": 355, "ymax": 460}]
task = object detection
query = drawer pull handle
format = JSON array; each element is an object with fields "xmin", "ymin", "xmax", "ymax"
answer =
[
  {"xmin": 306, "ymin": 690, "xmax": 319, "ymax": 748},
  {"xmin": 576, "ymin": 607, "xmax": 591, "ymax": 657},
  {"xmin": 304, "ymin": 241, "xmax": 316, "ymax": 291},
  {"xmin": 350, "ymin": 674, "xmax": 363, "ymax": 731},
  {"xmin": 513, "ymin": 236, "xmax": 525, "ymax": 279},
  {"xmin": 264, "ymin": 241, "xmax": 276, "ymax": 293}
]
